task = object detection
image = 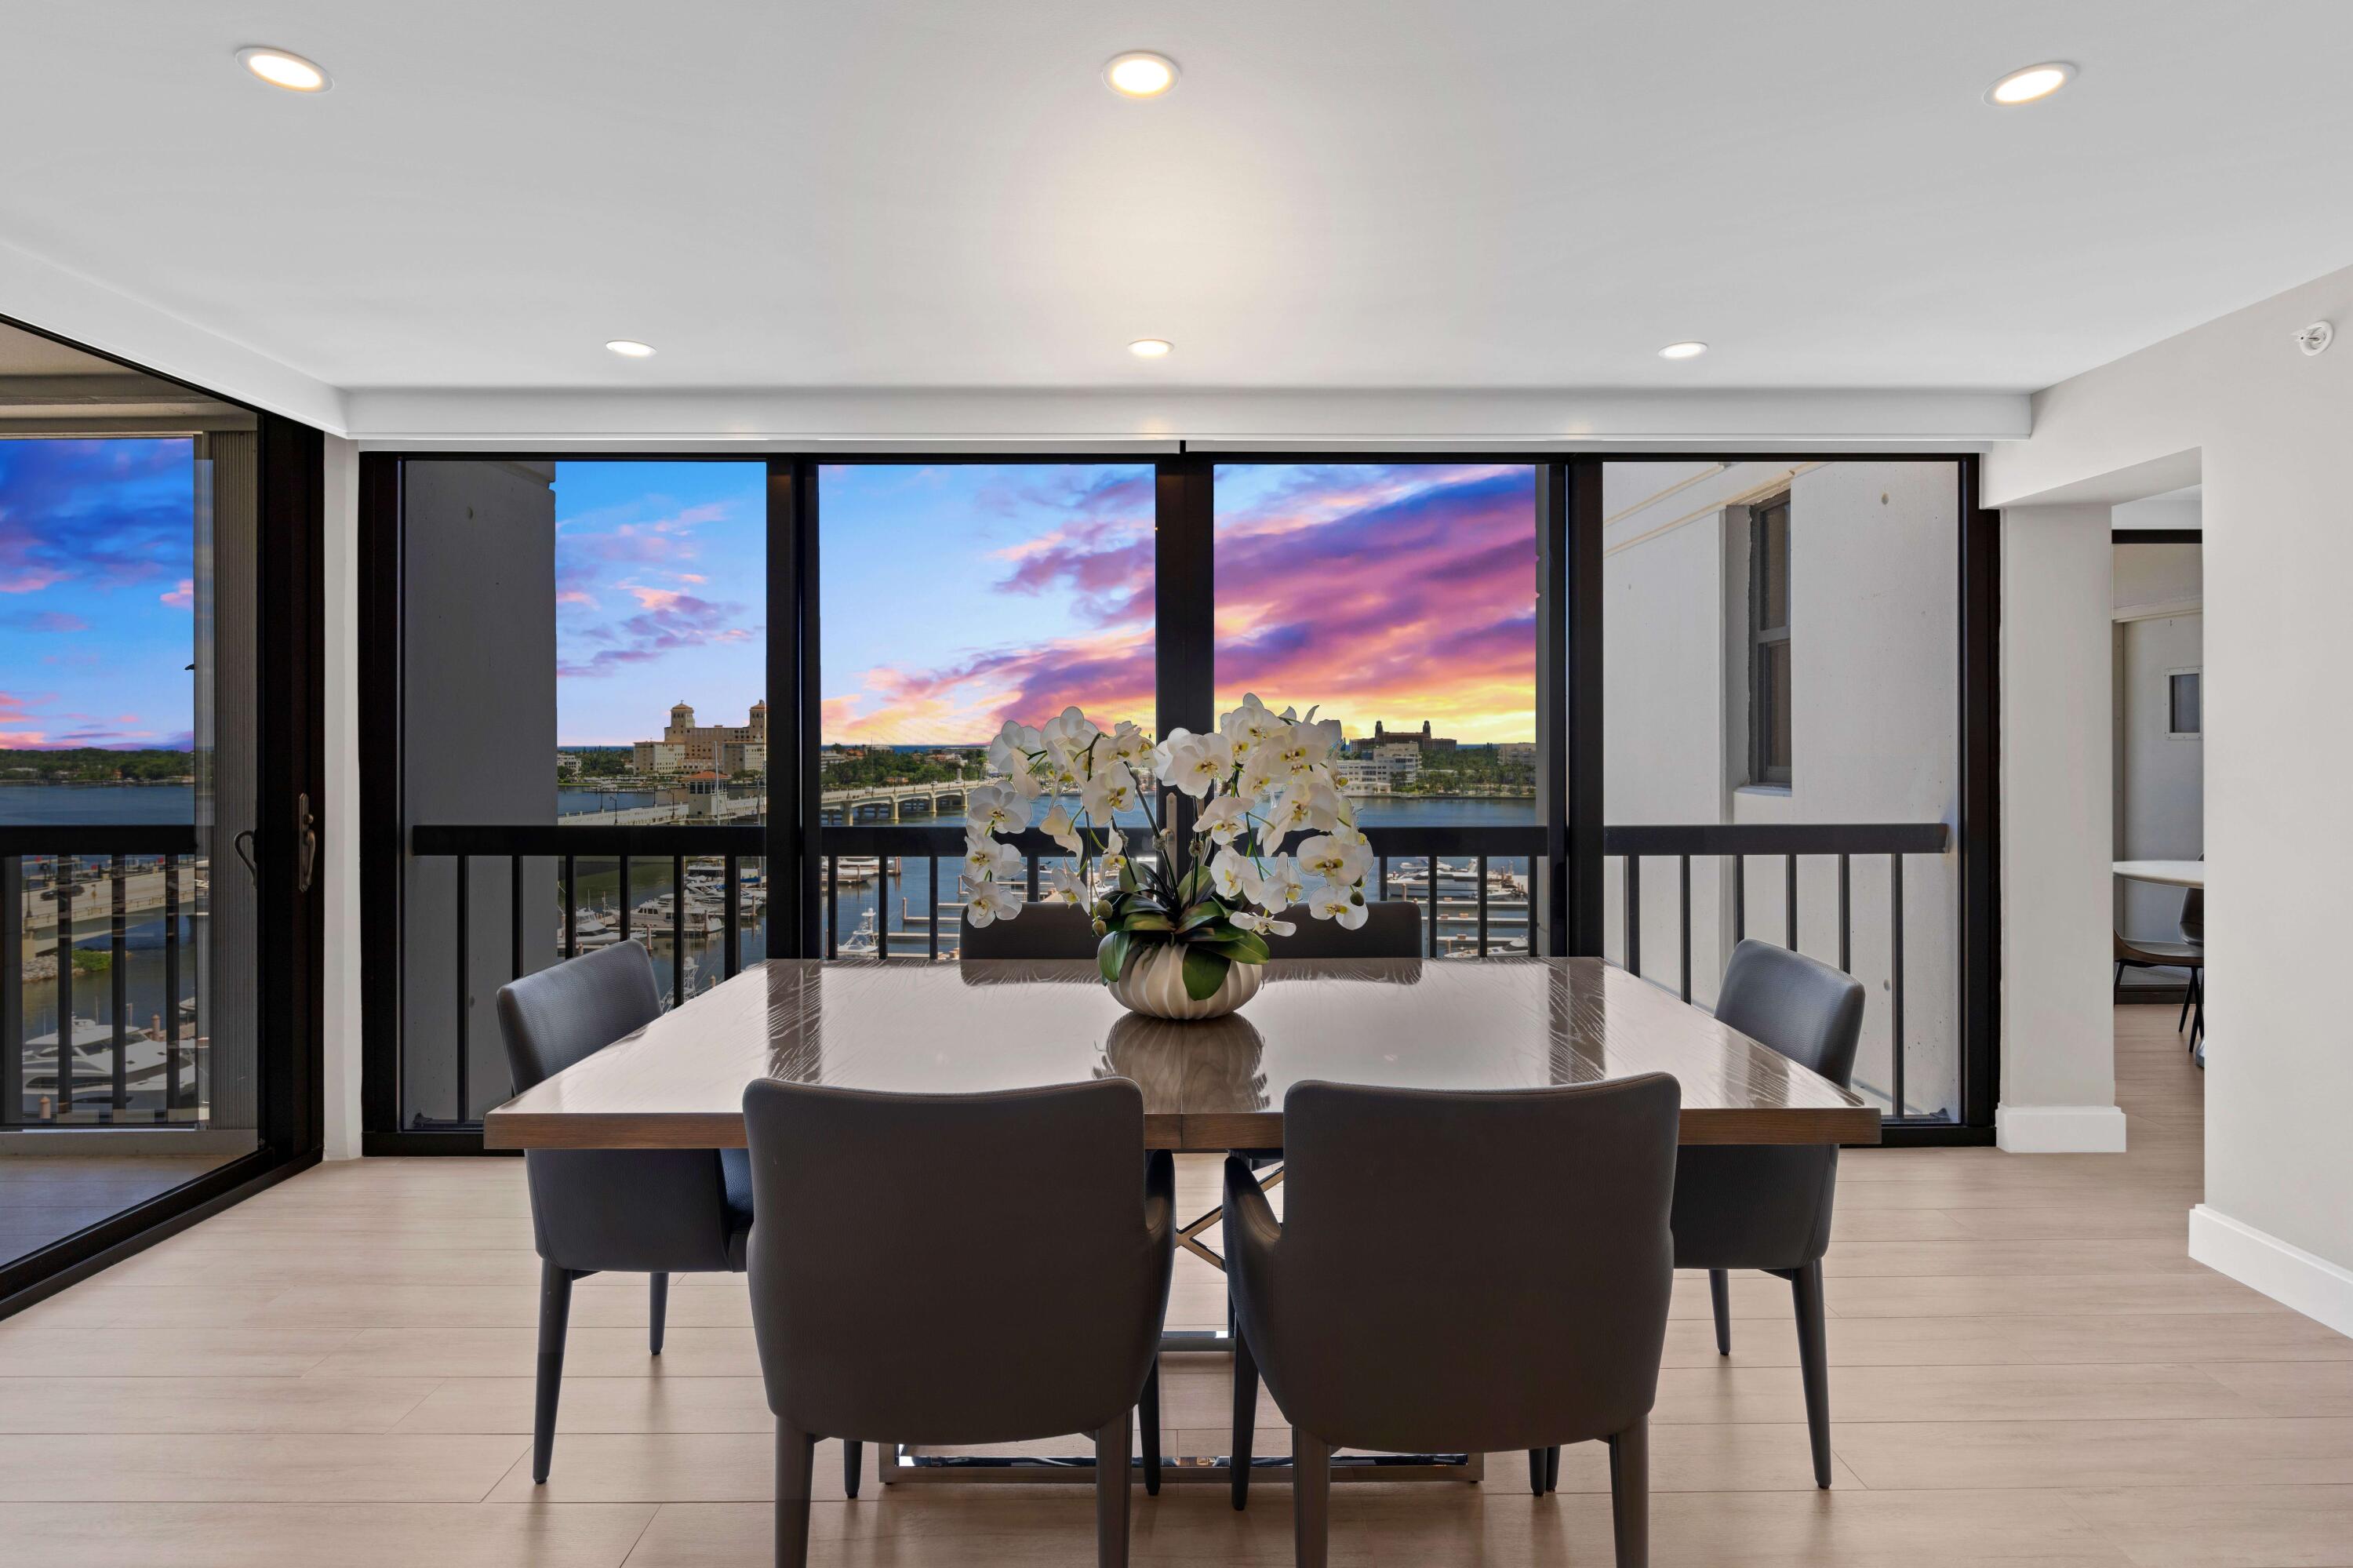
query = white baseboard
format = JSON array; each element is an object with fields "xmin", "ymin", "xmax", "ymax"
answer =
[
  {"xmin": 2189, "ymin": 1205, "xmax": 2353, "ymax": 1340},
  {"xmin": 1995, "ymin": 1103, "xmax": 2129, "ymax": 1153}
]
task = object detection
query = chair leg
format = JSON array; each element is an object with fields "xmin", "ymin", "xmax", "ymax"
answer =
[
  {"xmin": 1791, "ymin": 1260, "xmax": 1833, "ymax": 1489},
  {"xmin": 1710, "ymin": 1268, "xmax": 1733, "ymax": 1355},
  {"xmin": 1528, "ymin": 1448, "xmax": 1547, "ymax": 1494},
  {"xmin": 1094, "ymin": 1413, "xmax": 1132, "ymax": 1568},
  {"xmin": 2115, "ymin": 959, "xmax": 2126, "ymax": 996},
  {"xmin": 842, "ymin": 1435, "xmax": 861, "ymax": 1498},
  {"xmin": 532, "ymin": 1261, "xmax": 574, "ymax": 1484},
  {"xmin": 1607, "ymin": 1417, "xmax": 1649, "ymax": 1568},
  {"xmin": 1293, "ymin": 1429, "xmax": 1331, "ymax": 1568},
  {"xmin": 1231, "ymin": 1330, "xmax": 1259, "ymax": 1511},
  {"xmin": 649, "ymin": 1271, "xmax": 669, "ymax": 1355},
  {"xmin": 1140, "ymin": 1356, "xmax": 1162, "ymax": 1497},
  {"xmin": 2177, "ymin": 973, "xmax": 2194, "ymax": 1032},
  {"xmin": 773, "ymin": 1418, "xmax": 815, "ymax": 1568},
  {"xmin": 2191, "ymin": 970, "xmax": 2205, "ymax": 1048},
  {"xmin": 1547, "ymin": 1442, "xmax": 1560, "ymax": 1493}
]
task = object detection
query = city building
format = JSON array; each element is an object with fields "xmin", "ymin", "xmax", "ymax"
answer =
[
  {"xmin": 555, "ymin": 751, "xmax": 582, "ymax": 776},
  {"xmin": 1369, "ymin": 719, "xmax": 1456, "ymax": 751},
  {"xmin": 654, "ymin": 698, "xmax": 767, "ymax": 773},
  {"xmin": 630, "ymin": 740, "xmax": 685, "ymax": 773},
  {"xmin": 717, "ymin": 739, "xmax": 766, "ymax": 776}
]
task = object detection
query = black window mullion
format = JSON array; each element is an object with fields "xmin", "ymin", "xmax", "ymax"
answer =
[
  {"xmin": 769, "ymin": 458, "xmax": 821, "ymax": 959},
  {"xmin": 1155, "ymin": 456, "xmax": 1216, "ymax": 873}
]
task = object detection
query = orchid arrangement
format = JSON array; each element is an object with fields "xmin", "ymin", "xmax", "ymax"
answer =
[{"xmin": 964, "ymin": 696, "xmax": 1376, "ymax": 1001}]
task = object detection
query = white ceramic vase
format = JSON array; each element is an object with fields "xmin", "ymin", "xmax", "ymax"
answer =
[{"xmin": 1107, "ymin": 944, "xmax": 1266, "ymax": 1020}]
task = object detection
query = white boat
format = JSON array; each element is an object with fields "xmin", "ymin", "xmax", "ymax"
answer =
[{"xmin": 838, "ymin": 908, "xmax": 879, "ymax": 956}]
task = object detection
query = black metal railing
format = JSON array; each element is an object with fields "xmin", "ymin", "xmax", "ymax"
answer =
[
  {"xmin": 2, "ymin": 824, "xmax": 202, "ymax": 1129},
  {"xmin": 820, "ymin": 822, "xmax": 1547, "ymax": 960},
  {"xmin": 1602, "ymin": 821, "xmax": 1951, "ymax": 1119}
]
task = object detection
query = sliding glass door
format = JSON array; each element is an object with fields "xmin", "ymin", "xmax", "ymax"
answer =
[{"xmin": 1, "ymin": 317, "xmax": 322, "ymax": 1303}]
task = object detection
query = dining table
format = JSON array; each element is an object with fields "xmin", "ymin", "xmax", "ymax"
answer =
[{"xmin": 486, "ymin": 954, "xmax": 1880, "ymax": 1486}]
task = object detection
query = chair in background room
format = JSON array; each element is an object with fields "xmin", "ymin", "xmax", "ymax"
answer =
[
  {"xmin": 1224, "ymin": 1075, "xmax": 1682, "ymax": 1567},
  {"xmin": 1663, "ymin": 937, "xmax": 1865, "ymax": 1490},
  {"xmin": 961, "ymin": 898, "xmax": 1100, "ymax": 959},
  {"xmin": 2115, "ymin": 884, "xmax": 2204, "ymax": 1050},
  {"xmin": 742, "ymin": 1078, "xmax": 1176, "ymax": 1568},
  {"xmin": 496, "ymin": 941, "xmax": 782, "ymax": 1486},
  {"xmin": 1261, "ymin": 899, "xmax": 1424, "ymax": 959}
]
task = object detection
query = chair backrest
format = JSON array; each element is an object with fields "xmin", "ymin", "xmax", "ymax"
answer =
[
  {"xmin": 498, "ymin": 938, "xmax": 663, "ymax": 1090},
  {"xmin": 959, "ymin": 899, "xmax": 1098, "ymax": 959},
  {"xmin": 1245, "ymin": 1074, "xmax": 1679, "ymax": 1453},
  {"xmin": 496, "ymin": 943, "xmax": 733, "ymax": 1273},
  {"xmin": 2180, "ymin": 886, "xmax": 2203, "ymax": 944},
  {"xmin": 742, "ymin": 1078, "xmax": 1174, "ymax": 1446},
  {"xmin": 1712, "ymin": 939, "xmax": 1865, "ymax": 1089},
  {"xmin": 1262, "ymin": 899, "xmax": 1423, "ymax": 959}
]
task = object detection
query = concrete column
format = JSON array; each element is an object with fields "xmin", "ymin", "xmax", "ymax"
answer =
[{"xmin": 1997, "ymin": 504, "xmax": 2126, "ymax": 1151}]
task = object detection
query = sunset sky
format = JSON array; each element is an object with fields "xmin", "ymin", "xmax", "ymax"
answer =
[
  {"xmin": 0, "ymin": 438, "xmax": 197, "ymax": 750},
  {"xmin": 553, "ymin": 460, "xmax": 766, "ymax": 745},
  {"xmin": 547, "ymin": 459, "xmax": 1537, "ymax": 748}
]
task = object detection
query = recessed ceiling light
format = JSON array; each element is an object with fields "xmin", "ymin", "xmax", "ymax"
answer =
[
  {"xmin": 237, "ymin": 46, "xmax": 330, "ymax": 93},
  {"xmin": 1129, "ymin": 338, "xmax": 1173, "ymax": 358},
  {"xmin": 1986, "ymin": 61, "xmax": 2074, "ymax": 106},
  {"xmin": 1657, "ymin": 341, "xmax": 1708, "ymax": 360},
  {"xmin": 1105, "ymin": 52, "xmax": 1179, "ymax": 98},
  {"xmin": 605, "ymin": 340, "xmax": 657, "ymax": 358}
]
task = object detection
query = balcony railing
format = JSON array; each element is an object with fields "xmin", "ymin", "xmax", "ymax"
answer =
[
  {"xmin": 2, "ymin": 825, "xmax": 204, "ymax": 1128},
  {"xmin": 1602, "ymin": 821, "xmax": 1953, "ymax": 1120}
]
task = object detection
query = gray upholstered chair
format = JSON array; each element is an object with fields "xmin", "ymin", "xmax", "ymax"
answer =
[
  {"xmin": 1667, "ymin": 937, "xmax": 1865, "ymax": 1490},
  {"xmin": 743, "ymin": 1078, "xmax": 1176, "ymax": 1568},
  {"xmin": 1224, "ymin": 1075, "xmax": 1681, "ymax": 1567},
  {"xmin": 496, "ymin": 941, "xmax": 775, "ymax": 1486},
  {"xmin": 1261, "ymin": 899, "xmax": 1423, "ymax": 959},
  {"xmin": 961, "ymin": 897, "xmax": 1098, "ymax": 959},
  {"xmin": 2115, "ymin": 882, "xmax": 2204, "ymax": 1050}
]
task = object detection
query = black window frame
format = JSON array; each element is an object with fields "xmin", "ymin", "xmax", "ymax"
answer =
[{"xmin": 1748, "ymin": 491, "xmax": 1793, "ymax": 786}]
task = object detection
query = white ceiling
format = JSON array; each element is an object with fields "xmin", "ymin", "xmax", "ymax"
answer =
[{"xmin": 5, "ymin": 0, "xmax": 2353, "ymax": 409}]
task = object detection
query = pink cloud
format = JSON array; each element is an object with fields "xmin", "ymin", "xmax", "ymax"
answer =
[
  {"xmin": 0, "ymin": 568, "xmax": 67, "ymax": 594},
  {"xmin": 159, "ymin": 578, "xmax": 195, "ymax": 609},
  {"xmin": 2, "ymin": 609, "xmax": 90, "ymax": 634},
  {"xmin": 624, "ymin": 584, "xmax": 686, "ymax": 611}
]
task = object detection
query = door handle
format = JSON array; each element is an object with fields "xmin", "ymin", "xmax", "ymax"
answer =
[
  {"xmin": 232, "ymin": 829, "xmax": 258, "ymax": 883},
  {"xmin": 296, "ymin": 792, "xmax": 319, "ymax": 895}
]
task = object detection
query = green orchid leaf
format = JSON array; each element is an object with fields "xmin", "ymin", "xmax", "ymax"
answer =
[
  {"xmin": 1180, "ymin": 946, "xmax": 1232, "ymax": 1001},
  {"xmin": 1098, "ymin": 930, "xmax": 1132, "ymax": 984},
  {"xmin": 1201, "ymin": 931, "xmax": 1271, "ymax": 966},
  {"xmin": 1121, "ymin": 911, "xmax": 1176, "ymax": 933},
  {"xmin": 1177, "ymin": 904, "xmax": 1226, "ymax": 932}
]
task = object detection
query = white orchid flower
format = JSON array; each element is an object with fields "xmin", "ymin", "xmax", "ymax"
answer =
[
  {"xmin": 963, "ymin": 834, "xmax": 1023, "ymax": 885},
  {"xmin": 1105, "ymin": 721, "xmax": 1152, "ymax": 766},
  {"xmin": 1038, "ymin": 802, "xmax": 1082, "ymax": 855},
  {"xmin": 1042, "ymin": 863, "xmax": 1089, "ymax": 904},
  {"xmin": 1157, "ymin": 730, "xmax": 1235, "ymax": 799},
  {"xmin": 1307, "ymin": 885, "xmax": 1369, "ymax": 929},
  {"xmin": 965, "ymin": 783, "xmax": 1022, "ymax": 836},
  {"xmin": 1245, "ymin": 853, "xmax": 1306, "ymax": 913},
  {"xmin": 985, "ymin": 720, "xmax": 1040, "ymax": 774},
  {"xmin": 1298, "ymin": 833, "xmax": 1371, "ymax": 889},
  {"xmin": 966, "ymin": 878, "xmax": 1023, "ymax": 927},
  {"xmin": 1004, "ymin": 766, "xmax": 1044, "ymax": 801},
  {"xmin": 1039, "ymin": 705, "xmax": 1101, "ymax": 760},
  {"xmin": 1195, "ymin": 794, "xmax": 1250, "ymax": 844},
  {"xmin": 1097, "ymin": 851, "xmax": 1129, "ymax": 882},
  {"xmin": 1208, "ymin": 846, "xmax": 1253, "ymax": 903},
  {"xmin": 1271, "ymin": 720, "xmax": 1336, "ymax": 777},
  {"xmin": 1080, "ymin": 761, "xmax": 1138, "ymax": 820},
  {"xmin": 1231, "ymin": 908, "xmax": 1297, "ymax": 938}
]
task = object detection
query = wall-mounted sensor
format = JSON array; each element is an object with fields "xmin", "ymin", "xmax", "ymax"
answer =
[{"xmin": 2297, "ymin": 321, "xmax": 2333, "ymax": 356}]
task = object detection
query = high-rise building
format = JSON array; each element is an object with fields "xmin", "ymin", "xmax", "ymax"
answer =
[{"xmin": 645, "ymin": 699, "xmax": 768, "ymax": 774}]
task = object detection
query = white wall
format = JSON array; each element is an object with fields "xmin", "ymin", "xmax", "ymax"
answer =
[
  {"xmin": 1987, "ymin": 262, "xmax": 2353, "ymax": 1333},
  {"xmin": 1997, "ymin": 505, "xmax": 2124, "ymax": 1151},
  {"xmin": 1601, "ymin": 460, "xmax": 1961, "ymax": 1119},
  {"xmin": 321, "ymin": 437, "xmax": 363, "ymax": 1159}
]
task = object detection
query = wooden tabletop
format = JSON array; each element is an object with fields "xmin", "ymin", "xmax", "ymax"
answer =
[
  {"xmin": 2113, "ymin": 859, "xmax": 2205, "ymax": 889},
  {"xmin": 486, "ymin": 958, "xmax": 1881, "ymax": 1151}
]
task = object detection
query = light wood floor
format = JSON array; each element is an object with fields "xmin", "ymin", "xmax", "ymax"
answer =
[
  {"xmin": 3, "ymin": 1006, "xmax": 2348, "ymax": 1566},
  {"xmin": 0, "ymin": 1153, "xmax": 239, "ymax": 1266}
]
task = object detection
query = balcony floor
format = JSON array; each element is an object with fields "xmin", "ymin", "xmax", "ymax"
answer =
[
  {"xmin": 0, "ymin": 1152, "xmax": 240, "ymax": 1269},
  {"xmin": 1, "ymin": 1006, "xmax": 2346, "ymax": 1566}
]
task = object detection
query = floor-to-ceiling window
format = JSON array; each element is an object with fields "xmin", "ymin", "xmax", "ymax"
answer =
[
  {"xmin": 1, "ymin": 317, "xmax": 319, "ymax": 1301},
  {"xmin": 365, "ymin": 450, "xmax": 1995, "ymax": 1145},
  {"xmin": 814, "ymin": 461, "xmax": 1154, "ymax": 955},
  {"xmin": 1213, "ymin": 463, "xmax": 1540, "ymax": 953}
]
